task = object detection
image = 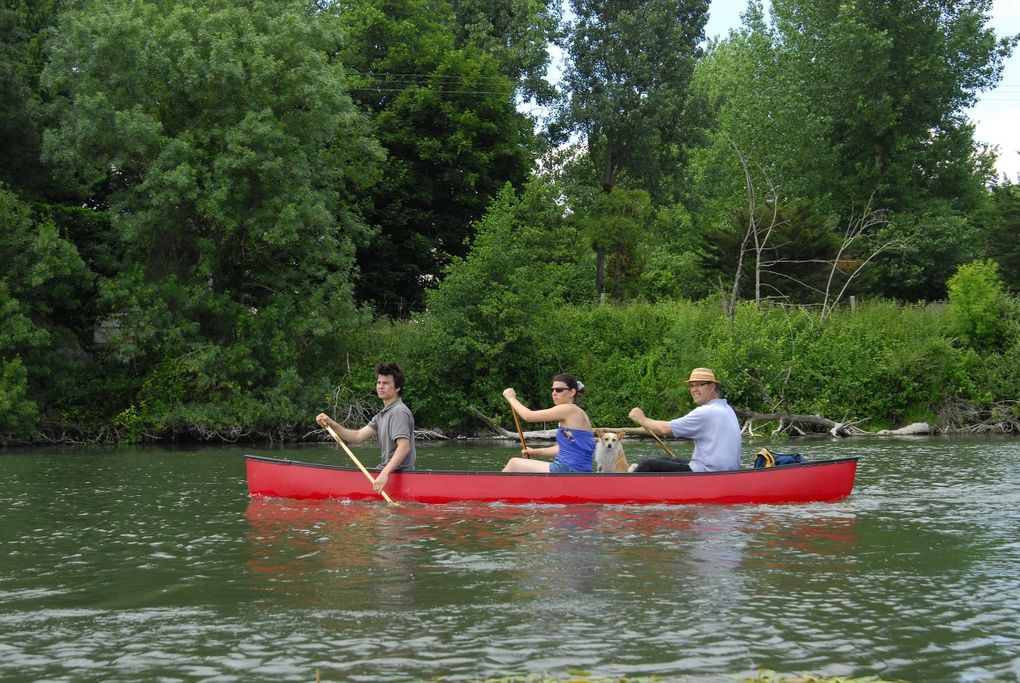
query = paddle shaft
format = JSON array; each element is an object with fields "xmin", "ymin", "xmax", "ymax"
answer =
[
  {"xmin": 648, "ymin": 429, "xmax": 676, "ymax": 458},
  {"xmin": 511, "ymin": 409, "xmax": 529, "ymax": 457},
  {"xmin": 324, "ymin": 424, "xmax": 396, "ymax": 504}
]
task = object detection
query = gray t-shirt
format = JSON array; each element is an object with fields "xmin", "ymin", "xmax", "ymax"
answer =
[
  {"xmin": 367, "ymin": 398, "xmax": 416, "ymax": 470},
  {"xmin": 668, "ymin": 398, "xmax": 741, "ymax": 472}
]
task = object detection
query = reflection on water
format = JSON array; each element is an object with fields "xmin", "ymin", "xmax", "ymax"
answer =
[
  {"xmin": 0, "ymin": 438, "xmax": 1018, "ymax": 681},
  {"xmin": 239, "ymin": 498, "xmax": 875, "ymax": 680}
]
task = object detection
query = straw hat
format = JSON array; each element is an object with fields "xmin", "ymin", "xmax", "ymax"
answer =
[{"xmin": 685, "ymin": 367, "xmax": 718, "ymax": 385}]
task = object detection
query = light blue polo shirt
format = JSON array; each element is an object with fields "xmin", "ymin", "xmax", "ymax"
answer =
[{"xmin": 668, "ymin": 398, "xmax": 742, "ymax": 472}]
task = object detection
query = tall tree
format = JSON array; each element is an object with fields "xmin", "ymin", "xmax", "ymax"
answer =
[
  {"xmin": 41, "ymin": 0, "xmax": 384, "ymax": 436},
  {"xmin": 335, "ymin": 0, "xmax": 535, "ymax": 315},
  {"xmin": 985, "ymin": 182, "xmax": 1020, "ymax": 293},
  {"xmin": 0, "ymin": 0, "xmax": 67, "ymax": 199},
  {"xmin": 686, "ymin": 4, "xmax": 835, "ymax": 216},
  {"xmin": 688, "ymin": 0, "xmax": 1015, "ymax": 303},
  {"xmin": 768, "ymin": 0, "xmax": 1014, "ymax": 213},
  {"xmin": 448, "ymin": 0, "xmax": 562, "ymax": 106},
  {"xmin": 558, "ymin": 0, "xmax": 709, "ymax": 200}
]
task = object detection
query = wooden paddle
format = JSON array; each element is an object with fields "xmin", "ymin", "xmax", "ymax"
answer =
[
  {"xmin": 511, "ymin": 409, "xmax": 529, "ymax": 457},
  {"xmin": 323, "ymin": 424, "xmax": 397, "ymax": 505},
  {"xmin": 647, "ymin": 428, "xmax": 676, "ymax": 458}
]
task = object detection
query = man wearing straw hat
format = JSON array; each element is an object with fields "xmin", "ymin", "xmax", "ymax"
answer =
[{"xmin": 628, "ymin": 367, "xmax": 741, "ymax": 473}]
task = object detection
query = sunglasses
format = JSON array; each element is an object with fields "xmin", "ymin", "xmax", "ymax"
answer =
[{"xmin": 551, "ymin": 387, "xmax": 571, "ymax": 393}]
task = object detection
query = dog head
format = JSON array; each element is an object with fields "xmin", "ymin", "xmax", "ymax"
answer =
[{"xmin": 596, "ymin": 430, "xmax": 623, "ymax": 450}]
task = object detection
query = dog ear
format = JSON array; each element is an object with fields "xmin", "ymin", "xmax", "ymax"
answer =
[
  {"xmin": 615, "ymin": 431, "xmax": 626, "ymax": 441},
  {"xmin": 594, "ymin": 427, "xmax": 605, "ymax": 437}
]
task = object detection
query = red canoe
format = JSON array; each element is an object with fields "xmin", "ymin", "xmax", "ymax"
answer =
[{"xmin": 245, "ymin": 455, "xmax": 859, "ymax": 505}]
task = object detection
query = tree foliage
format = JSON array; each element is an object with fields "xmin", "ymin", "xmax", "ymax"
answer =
[
  {"xmin": 947, "ymin": 259, "xmax": 1008, "ymax": 350},
  {"xmin": 38, "ymin": 0, "xmax": 383, "ymax": 438},
  {"xmin": 766, "ymin": 0, "xmax": 1011, "ymax": 212},
  {"xmin": 0, "ymin": 184, "xmax": 92, "ymax": 438},
  {"xmin": 335, "ymin": 0, "xmax": 535, "ymax": 315},
  {"xmin": 688, "ymin": 0, "xmax": 1015, "ymax": 304},
  {"xmin": 448, "ymin": 0, "xmax": 562, "ymax": 106},
  {"xmin": 985, "ymin": 182, "xmax": 1020, "ymax": 293},
  {"xmin": 558, "ymin": 0, "xmax": 709, "ymax": 199},
  {"xmin": 0, "ymin": 0, "xmax": 68, "ymax": 200},
  {"xmin": 571, "ymin": 185, "xmax": 652, "ymax": 301}
]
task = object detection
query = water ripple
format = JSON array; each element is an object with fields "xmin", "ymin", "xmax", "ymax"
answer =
[{"xmin": 0, "ymin": 441, "xmax": 1018, "ymax": 681}]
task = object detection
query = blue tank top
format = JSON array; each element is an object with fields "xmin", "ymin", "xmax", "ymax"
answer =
[{"xmin": 554, "ymin": 426, "xmax": 595, "ymax": 472}]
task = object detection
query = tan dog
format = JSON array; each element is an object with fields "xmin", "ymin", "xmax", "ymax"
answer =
[{"xmin": 594, "ymin": 429, "xmax": 629, "ymax": 473}]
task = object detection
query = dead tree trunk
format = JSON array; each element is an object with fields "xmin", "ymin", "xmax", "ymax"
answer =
[{"xmin": 733, "ymin": 408, "xmax": 869, "ymax": 437}]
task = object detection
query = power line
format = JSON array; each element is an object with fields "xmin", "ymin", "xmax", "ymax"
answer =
[{"xmin": 346, "ymin": 87, "xmax": 513, "ymax": 95}]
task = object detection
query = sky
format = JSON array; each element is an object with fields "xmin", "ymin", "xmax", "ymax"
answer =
[{"xmin": 704, "ymin": 0, "xmax": 1020, "ymax": 181}]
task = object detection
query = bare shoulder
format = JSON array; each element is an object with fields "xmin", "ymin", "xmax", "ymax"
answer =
[{"xmin": 561, "ymin": 405, "xmax": 592, "ymax": 431}]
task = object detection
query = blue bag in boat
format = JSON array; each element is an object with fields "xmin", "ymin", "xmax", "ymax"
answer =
[{"xmin": 753, "ymin": 447, "xmax": 804, "ymax": 469}]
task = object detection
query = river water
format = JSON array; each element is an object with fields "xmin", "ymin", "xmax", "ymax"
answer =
[{"xmin": 1, "ymin": 436, "xmax": 1018, "ymax": 682}]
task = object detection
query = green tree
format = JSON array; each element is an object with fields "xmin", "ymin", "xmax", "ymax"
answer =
[
  {"xmin": 40, "ymin": 0, "xmax": 384, "ymax": 438},
  {"xmin": 449, "ymin": 0, "xmax": 562, "ymax": 106},
  {"xmin": 0, "ymin": 0, "xmax": 67, "ymax": 199},
  {"xmin": 686, "ymin": 7, "xmax": 835, "ymax": 217},
  {"xmin": 687, "ymin": 0, "xmax": 1013, "ymax": 304},
  {"xmin": 985, "ymin": 182, "xmax": 1020, "ymax": 293},
  {"xmin": 558, "ymin": 0, "xmax": 709, "ymax": 200},
  {"xmin": 0, "ymin": 184, "xmax": 91, "ymax": 440},
  {"xmin": 571, "ymin": 185, "xmax": 651, "ymax": 301},
  {"xmin": 335, "ymin": 0, "xmax": 535, "ymax": 315},
  {"xmin": 864, "ymin": 206, "xmax": 983, "ymax": 302},
  {"xmin": 763, "ymin": 0, "xmax": 1013, "ymax": 212},
  {"xmin": 637, "ymin": 202, "xmax": 713, "ymax": 301},
  {"xmin": 691, "ymin": 0, "xmax": 1014, "ymax": 212}
]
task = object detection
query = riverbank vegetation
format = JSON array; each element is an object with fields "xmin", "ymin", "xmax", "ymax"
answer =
[{"xmin": 1, "ymin": 0, "xmax": 1018, "ymax": 445}]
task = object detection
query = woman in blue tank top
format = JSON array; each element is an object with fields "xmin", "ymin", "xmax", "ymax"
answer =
[{"xmin": 501, "ymin": 373, "xmax": 595, "ymax": 473}]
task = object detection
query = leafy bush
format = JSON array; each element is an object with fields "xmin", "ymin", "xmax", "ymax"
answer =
[
  {"xmin": 398, "ymin": 296, "xmax": 1013, "ymax": 434},
  {"xmin": 535, "ymin": 301, "xmax": 721, "ymax": 426},
  {"xmin": 946, "ymin": 259, "xmax": 1008, "ymax": 350},
  {"xmin": 395, "ymin": 292, "xmax": 995, "ymax": 433}
]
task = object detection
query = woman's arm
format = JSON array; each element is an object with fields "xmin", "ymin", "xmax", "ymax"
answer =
[
  {"xmin": 502, "ymin": 389, "xmax": 574, "ymax": 423},
  {"xmin": 522, "ymin": 444, "xmax": 559, "ymax": 459}
]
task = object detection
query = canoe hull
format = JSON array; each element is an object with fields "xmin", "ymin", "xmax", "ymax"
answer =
[{"xmin": 245, "ymin": 455, "xmax": 858, "ymax": 505}]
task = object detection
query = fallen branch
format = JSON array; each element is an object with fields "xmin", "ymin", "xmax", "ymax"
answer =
[
  {"xmin": 415, "ymin": 428, "xmax": 448, "ymax": 441},
  {"xmin": 936, "ymin": 399, "xmax": 1020, "ymax": 435},
  {"xmin": 468, "ymin": 405, "xmax": 559, "ymax": 440},
  {"xmin": 468, "ymin": 405, "xmax": 518, "ymax": 439},
  {"xmin": 733, "ymin": 408, "xmax": 869, "ymax": 437}
]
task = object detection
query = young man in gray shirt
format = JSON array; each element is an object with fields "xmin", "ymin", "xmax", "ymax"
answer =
[{"xmin": 316, "ymin": 362, "xmax": 417, "ymax": 493}]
